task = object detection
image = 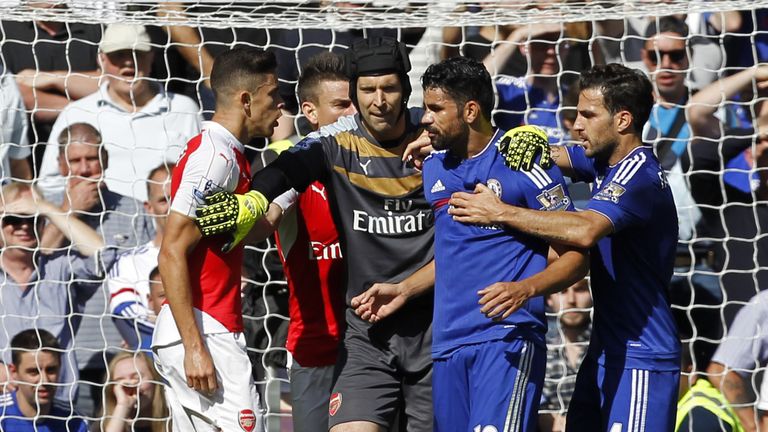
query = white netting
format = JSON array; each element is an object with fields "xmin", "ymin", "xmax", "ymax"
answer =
[
  {"xmin": 0, "ymin": 1, "xmax": 764, "ymax": 28},
  {"xmin": 1, "ymin": 1, "xmax": 768, "ymax": 430}
]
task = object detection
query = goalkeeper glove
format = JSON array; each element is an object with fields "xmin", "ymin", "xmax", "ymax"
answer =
[
  {"xmin": 496, "ymin": 125, "xmax": 552, "ymax": 171},
  {"xmin": 195, "ymin": 190, "xmax": 269, "ymax": 253}
]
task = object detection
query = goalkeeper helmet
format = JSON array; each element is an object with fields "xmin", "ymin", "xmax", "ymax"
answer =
[{"xmin": 345, "ymin": 36, "xmax": 412, "ymax": 111}]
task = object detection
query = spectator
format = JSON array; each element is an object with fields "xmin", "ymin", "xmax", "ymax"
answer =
[
  {"xmin": 146, "ymin": 267, "xmax": 165, "ymax": 317},
  {"xmin": 106, "ymin": 164, "xmax": 174, "ymax": 351},
  {"xmin": 0, "ymin": 2, "xmax": 101, "ymax": 143},
  {"xmin": 0, "ymin": 68, "xmax": 32, "ymax": 183},
  {"xmin": 38, "ymin": 123, "xmax": 154, "ymax": 413},
  {"xmin": 43, "ymin": 123, "xmax": 155, "ymax": 251},
  {"xmin": 0, "ymin": 329, "xmax": 88, "ymax": 432},
  {"xmin": 37, "ymin": 24, "xmax": 202, "ymax": 202},
  {"xmin": 479, "ymin": 22, "xmax": 561, "ymax": 77},
  {"xmin": 640, "ymin": 17, "xmax": 723, "ymax": 352},
  {"xmin": 686, "ymin": 66, "xmax": 768, "ymax": 323},
  {"xmin": 595, "ymin": 15, "xmax": 722, "ymax": 91},
  {"xmin": 707, "ymin": 290, "xmax": 768, "ymax": 432},
  {"xmin": 93, "ymin": 352, "xmax": 169, "ymax": 432},
  {"xmin": 539, "ymin": 278, "xmax": 592, "ymax": 432},
  {"xmin": 492, "ymin": 25, "xmax": 571, "ymax": 143},
  {"xmin": 676, "ymin": 342, "xmax": 744, "ymax": 432},
  {"xmin": 701, "ymin": 9, "xmax": 768, "ymax": 69},
  {"xmin": 0, "ymin": 182, "xmax": 113, "ymax": 404},
  {"xmin": 642, "ymin": 17, "xmax": 697, "ymax": 228}
]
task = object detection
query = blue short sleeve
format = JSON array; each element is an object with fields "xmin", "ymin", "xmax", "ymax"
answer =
[{"xmin": 586, "ymin": 160, "xmax": 657, "ymax": 233}]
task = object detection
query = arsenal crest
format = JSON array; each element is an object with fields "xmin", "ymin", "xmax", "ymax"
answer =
[
  {"xmin": 329, "ymin": 392, "xmax": 342, "ymax": 416},
  {"xmin": 238, "ymin": 409, "xmax": 257, "ymax": 432}
]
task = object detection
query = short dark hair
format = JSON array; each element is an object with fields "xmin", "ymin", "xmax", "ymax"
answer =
[
  {"xmin": 11, "ymin": 329, "xmax": 61, "ymax": 366},
  {"xmin": 579, "ymin": 64, "xmax": 654, "ymax": 135},
  {"xmin": 297, "ymin": 51, "xmax": 348, "ymax": 104},
  {"xmin": 57, "ymin": 122, "xmax": 103, "ymax": 156},
  {"xmin": 210, "ymin": 48, "xmax": 277, "ymax": 104},
  {"xmin": 149, "ymin": 266, "xmax": 161, "ymax": 281},
  {"xmin": 421, "ymin": 56, "xmax": 494, "ymax": 121},
  {"xmin": 645, "ymin": 16, "xmax": 689, "ymax": 39}
]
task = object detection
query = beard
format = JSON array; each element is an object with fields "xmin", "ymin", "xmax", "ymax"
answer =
[{"xmin": 429, "ymin": 121, "xmax": 470, "ymax": 154}]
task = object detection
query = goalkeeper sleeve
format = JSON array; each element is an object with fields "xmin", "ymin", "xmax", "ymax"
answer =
[{"xmin": 196, "ymin": 190, "xmax": 269, "ymax": 253}]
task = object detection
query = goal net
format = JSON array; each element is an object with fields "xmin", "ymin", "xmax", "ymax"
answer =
[{"xmin": 1, "ymin": 0, "xmax": 768, "ymax": 430}]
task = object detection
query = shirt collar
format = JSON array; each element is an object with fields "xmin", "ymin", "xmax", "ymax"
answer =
[
  {"xmin": 95, "ymin": 82, "xmax": 169, "ymax": 115},
  {"xmin": 472, "ymin": 128, "xmax": 505, "ymax": 159},
  {"xmin": 201, "ymin": 121, "xmax": 246, "ymax": 153}
]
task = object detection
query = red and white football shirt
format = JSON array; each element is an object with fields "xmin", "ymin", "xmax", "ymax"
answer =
[{"xmin": 155, "ymin": 121, "xmax": 252, "ymax": 341}]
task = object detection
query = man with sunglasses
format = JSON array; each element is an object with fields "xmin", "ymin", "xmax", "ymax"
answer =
[
  {"xmin": 0, "ymin": 182, "xmax": 114, "ymax": 406},
  {"xmin": 641, "ymin": 17, "xmax": 724, "ymax": 372}
]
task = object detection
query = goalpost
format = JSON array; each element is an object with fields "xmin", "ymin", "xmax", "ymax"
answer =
[{"xmin": 2, "ymin": 1, "xmax": 768, "ymax": 430}]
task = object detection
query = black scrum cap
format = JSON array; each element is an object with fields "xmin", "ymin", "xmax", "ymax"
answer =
[{"xmin": 345, "ymin": 36, "xmax": 412, "ymax": 108}]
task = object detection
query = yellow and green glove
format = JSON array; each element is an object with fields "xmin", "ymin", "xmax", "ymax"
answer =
[
  {"xmin": 195, "ymin": 190, "xmax": 269, "ymax": 253},
  {"xmin": 496, "ymin": 125, "xmax": 552, "ymax": 171}
]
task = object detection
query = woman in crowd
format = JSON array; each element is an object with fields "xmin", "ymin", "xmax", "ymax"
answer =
[{"xmin": 94, "ymin": 352, "xmax": 169, "ymax": 432}]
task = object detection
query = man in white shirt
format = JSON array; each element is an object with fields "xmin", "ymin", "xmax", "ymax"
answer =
[
  {"xmin": 0, "ymin": 70, "xmax": 31, "ymax": 183},
  {"xmin": 37, "ymin": 24, "xmax": 202, "ymax": 202}
]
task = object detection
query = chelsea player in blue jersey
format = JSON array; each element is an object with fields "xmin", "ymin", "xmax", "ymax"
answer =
[
  {"xmin": 353, "ymin": 56, "xmax": 588, "ymax": 432},
  {"xmin": 449, "ymin": 64, "xmax": 681, "ymax": 432}
]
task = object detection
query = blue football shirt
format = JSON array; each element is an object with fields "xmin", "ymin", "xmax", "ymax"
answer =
[
  {"xmin": 0, "ymin": 391, "xmax": 88, "ymax": 432},
  {"xmin": 566, "ymin": 145, "xmax": 680, "ymax": 371},
  {"xmin": 494, "ymin": 76, "xmax": 566, "ymax": 144},
  {"xmin": 424, "ymin": 129, "xmax": 574, "ymax": 359}
]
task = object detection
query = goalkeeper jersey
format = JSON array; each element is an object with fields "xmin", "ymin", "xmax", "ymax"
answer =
[
  {"xmin": 253, "ymin": 110, "xmax": 434, "ymax": 305},
  {"xmin": 423, "ymin": 129, "xmax": 573, "ymax": 358},
  {"xmin": 566, "ymin": 145, "xmax": 680, "ymax": 371}
]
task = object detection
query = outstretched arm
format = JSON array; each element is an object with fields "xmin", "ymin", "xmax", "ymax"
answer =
[
  {"xmin": 157, "ymin": 2, "xmax": 215, "ymax": 88},
  {"xmin": 196, "ymin": 139, "xmax": 327, "ymax": 251},
  {"xmin": 449, "ymin": 183, "xmax": 611, "ymax": 249},
  {"xmin": 687, "ymin": 65, "xmax": 768, "ymax": 139},
  {"xmin": 3, "ymin": 194, "xmax": 104, "ymax": 256},
  {"xmin": 351, "ymin": 260, "xmax": 435, "ymax": 323}
]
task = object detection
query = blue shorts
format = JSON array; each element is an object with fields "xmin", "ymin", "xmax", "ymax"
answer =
[
  {"xmin": 433, "ymin": 337, "xmax": 546, "ymax": 432},
  {"xmin": 566, "ymin": 356, "xmax": 680, "ymax": 432}
]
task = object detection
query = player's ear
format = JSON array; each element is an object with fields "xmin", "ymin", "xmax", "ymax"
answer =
[
  {"xmin": 240, "ymin": 91, "xmax": 252, "ymax": 116},
  {"xmin": 614, "ymin": 110, "xmax": 633, "ymax": 134},
  {"xmin": 7, "ymin": 363, "xmax": 17, "ymax": 381},
  {"xmin": 463, "ymin": 100, "xmax": 481, "ymax": 124},
  {"xmin": 301, "ymin": 101, "xmax": 319, "ymax": 128}
]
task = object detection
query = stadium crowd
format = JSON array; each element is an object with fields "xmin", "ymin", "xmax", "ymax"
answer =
[{"xmin": 0, "ymin": 2, "xmax": 767, "ymax": 432}]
